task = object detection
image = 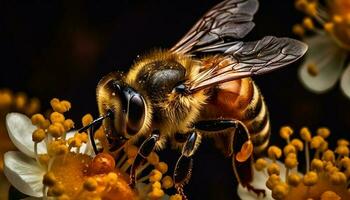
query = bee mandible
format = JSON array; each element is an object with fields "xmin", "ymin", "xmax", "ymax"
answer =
[{"xmin": 79, "ymin": 0, "xmax": 307, "ymax": 197}]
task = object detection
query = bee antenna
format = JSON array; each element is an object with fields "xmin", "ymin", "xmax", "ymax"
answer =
[{"xmin": 78, "ymin": 110, "xmax": 113, "ymax": 133}]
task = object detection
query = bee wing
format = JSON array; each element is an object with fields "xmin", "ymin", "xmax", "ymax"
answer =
[
  {"xmin": 170, "ymin": 0, "xmax": 258, "ymax": 54},
  {"xmin": 188, "ymin": 36, "xmax": 308, "ymax": 92}
]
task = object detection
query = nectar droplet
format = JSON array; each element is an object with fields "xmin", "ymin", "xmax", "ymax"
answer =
[{"xmin": 89, "ymin": 152, "xmax": 115, "ymax": 175}]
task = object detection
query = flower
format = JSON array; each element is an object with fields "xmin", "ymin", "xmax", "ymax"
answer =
[
  {"xmin": 0, "ymin": 89, "xmax": 41, "ymax": 200},
  {"xmin": 238, "ymin": 126, "xmax": 350, "ymax": 200},
  {"xmin": 4, "ymin": 98, "xmax": 180, "ymax": 200},
  {"xmin": 293, "ymin": 0, "xmax": 350, "ymax": 98}
]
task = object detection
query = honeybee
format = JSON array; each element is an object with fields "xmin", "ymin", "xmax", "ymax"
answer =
[{"xmin": 80, "ymin": 0, "xmax": 307, "ymax": 197}]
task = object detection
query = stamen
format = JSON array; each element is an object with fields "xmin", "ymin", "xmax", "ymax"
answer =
[{"xmin": 300, "ymin": 127, "xmax": 312, "ymax": 172}]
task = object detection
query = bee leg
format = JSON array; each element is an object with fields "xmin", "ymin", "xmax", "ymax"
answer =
[
  {"xmin": 195, "ymin": 120, "xmax": 266, "ymax": 197},
  {"xmin": 129, "ymin": 130, "xmax": 160, "ymax": 188},
  {"xmin": 173, "ymin": 130, "xmax": 200, "ymax": 200}
]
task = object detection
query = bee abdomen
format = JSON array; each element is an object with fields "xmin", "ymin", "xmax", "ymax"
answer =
[{"xmin": 241, "ymin": 82, "xmax": 270, "ymax": 155}]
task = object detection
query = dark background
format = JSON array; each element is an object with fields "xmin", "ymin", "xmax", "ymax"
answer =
[{"xmin": 1, "ymin": 0, "xmax": 350, "ymax": 199}]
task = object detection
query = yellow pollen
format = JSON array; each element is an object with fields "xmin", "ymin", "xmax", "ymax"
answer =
[
  {"xmin": 324, "ymin": 162, "xmax": 338, "ymax": 174},
  {"xmin": 104, "ymin": 172, "xmax": 119, "ymax": 188},
  {"xmin": 51, "ymin": 183, "xmax": 65, "ymax": 196},
  {"xmin": 287, "ymin": 173, "xmax": 301, "ymax": 187},
  {"xmin": 31, "ymin": 113, "xmax": 46, "ymax": 127},
  {"xmin": 43, "ymin": 171, "xmax": 57, "ymax": 187},
  {"xmin": 268, "ymin": 146, "xmax": 282, "ymax": 160},
  {"xmin": 284, "ymin": 144, "xmax": 297, "ymax": 156},
  {"xmin": 38, "ymin": 154, "xmax": 50, "ymax": 166},
  {"xmin": 311, "ymin": 136, "xmax": 325, "ymax": 149},
  {"xmin": 300, "ymin": 127, "xmax": 312, "ymax": 142},
  {"xmin": 335, "ymin": 145, "xmax": 349, "ymax": 157},
  {"xmin": 60, "ymin": 100, "xmax": 71, "ymax": 111},
  {"xmin": 295, "ymin": 0, "xmax": 308, "ymax": 11},
  {"xmin": 266, "ymin": 174, "xmax": 281, "ymax": 190},
  {"xmin": 63, "ymin": 119, "xmax": 74, "ymax": 131},
  {"xmin": 267, "ymin": 163, "xmax": 280, "ymax": 176},
  {"xmin": 333, "ymin": 15, "xmax": 343, "ymax": 24},
  {"xmin": 337, "ymin": 139, "xmax": 349, "ymax": 146},
  {"xmin": 156, "ymin": 162, "xmax": 169, "ymax": 174},
  {"xmin": 83, "ymin": 178, "xmax": 98, "ymax": 191},
  {"xmin": 307, "ymin": 63, "xmax": 319, "ymax": 77},
  {"xmin": 254, "ymin": 158, "xmax": 267, "ymax": 171},
  {"xmin": 303, "ymin": 17, "xmax": 315, "ymax": 30},
  {"xmin": 14, "ymin": 92, "xmax": 27, "ymax": 110},
  {"xmin": 148, "ymin": 182, "xmax": 165, "ymax": 199},
  {"xmin": 291, "ymin": 139, "xmax": 304, "ymax": 151},
  {"xmin": 292, "ymin": 24, "xmax": 305, "ymax": 36},
  {"xmin": 57, "ymin": 194, "xmax": 70, "ymax": 200},
  {"xmin": 169, "ymin": 194, "xmax": 183, "ymax": 200},
  {"xmin": 329, "ymin": 172, "xmax": 347, "ymax": 185},
  {"xmin": 147, "ymin": 152, "xmax": 160, "ymax": 166},
  {"xmin": 50, "ymin": 98, "xmax": 71, "ymax": 113},
  {"xmin": 324, "ymin": 22, "xmax": 334, "ymax": 33},
  {"xmin": 76, "ymin": 132, "xmax": 88, "ymax": 143},
  {"xmin": 48, "ymin": 123, "xmax": 65, "ymax": 138},
  {"xmin": 306, "ymin": 2, "xmax": 318, "ymax": 16},
  {"xmin": 317, "ymin": 128, "xmax": 331, "ymax": 138},
  {"xmin": 82, "ymin": 114, "xmax": 93, "ymax": 127},
  {"xmin": 32, "ymin": 128, "xmax": 46, "ymax": 143},
  {"xmin": 311, "ymin": 159, "xmax": 324, "ymax": 171},
  {"xmin": 40, "ymin": 119, "xmax": 51, "ymax": 129},
  {"xmin": 149, "ymin": 169, "xmax": 163, "ymax": 182},
  {"xmin": 322, "ymin": 150, "xmax": 335, "ymax": 163},
  {"xmin": 340, "ymin": 157, "xmax": 350, "ymax": 168},
  {"xmin": 285, "ymin": 153, "xmax": 298, "ymax": 169},
  {"xmin": 0, "ymin": 89, "xmax": 12, "ymax": 108},
  {"xmin": 162, "ymin": 176, "xmax": 174, "ymax": 189},
  {"xmin": 321, "ymin": 191, "xmax": 341, "ymax": 200},
  {"xmin": 280, "ymin": 126, "xmax": 294, "ymax": 140},
  {"xmin": 152, "ymin": 181, "xmax": 162, "ymax": 189},
  {"xmin": 303, "ymin": 171, "xmax": 318, "ymax": 186},
  {"xmin": 272, "ymin": 182, "xmax": 289, "ymax": 200},
  {"xmin": 50, "ymin": 112, "xmax": 65, "ymax": 123}
]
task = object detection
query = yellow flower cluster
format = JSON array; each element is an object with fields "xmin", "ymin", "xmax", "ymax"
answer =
[
  {"xmin": 0, "ymin": 89, "xmax": 40, "ymax": 115},
  {"xmin": 293, "ymin": 0, "xmax": 350, "ymax": 77},
  {"xmin": 28, "ymin": 98, "xmax": 181, "ymax": 200},
  {"xmin": 255, "ymin": 126, "xmax": 350, "ymax": 200},
  {"xmin": 294, "ymin": 0, "xmax": 350, "ymax": 50}
]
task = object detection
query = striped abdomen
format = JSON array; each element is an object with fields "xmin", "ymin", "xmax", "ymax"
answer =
[{"xmin": 200, "ymin": 77, "xmax": 270, "ymax": 155}]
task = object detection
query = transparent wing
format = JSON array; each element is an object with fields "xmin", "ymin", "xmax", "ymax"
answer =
[
  {"xmin": 170, "ymin": 0, "xmax": 258, "ymax": 54},
  {"xmin": 187, "ymin": 36, "xmax": 308, "ymax": 92}
]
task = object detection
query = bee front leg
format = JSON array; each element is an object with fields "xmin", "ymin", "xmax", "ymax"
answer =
[
  {"xmin": 173, "ymin": 130, "xmax": 200, "ymax": 200},
  {"xmin": 195, "ymin": 120, "xmax": 266, "ymax": 198},
  {"xmin": 129, "ymin": 130, "xmax": 160, "ymax": 188}
]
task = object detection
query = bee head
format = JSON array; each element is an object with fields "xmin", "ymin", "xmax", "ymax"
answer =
[{"xmin": 96, "ymin": 72, "xmax": 148, "ymax": 151}]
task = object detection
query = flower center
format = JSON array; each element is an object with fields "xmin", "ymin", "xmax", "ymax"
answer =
[
  {"xmin": 285, "ymin": 173, "xmax": 350, "ymax": 200},
  {"xmin": 328, "ymin": 0, "xmax": 350, "ymax": 48},
  {"xmin": 47, "ymin": 152, "xmax": 138, "ymax": 199}
]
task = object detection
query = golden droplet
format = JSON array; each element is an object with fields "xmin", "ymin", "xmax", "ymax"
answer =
[
  {"xmin": 89, "ymin": 152, "xmax": 115, "ymax": 175},
  {"xmin": 236, "ymin": 140, "xmax": 253, "ymax": 162}
]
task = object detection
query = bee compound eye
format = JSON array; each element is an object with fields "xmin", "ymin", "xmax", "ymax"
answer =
[{"xmin": 126, "ymin": 94, "xmax": 145, "ymax": 136}]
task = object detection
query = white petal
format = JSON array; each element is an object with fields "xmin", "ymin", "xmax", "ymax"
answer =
[
  {"xmin": 237, "ymin": 159, "xmax": 291, "ymax": 200},
  {"xmin": 340, "ymin": 63, "xmax": 350, "ymax": 98},
  {"xmin": 4, "ymin": 151, "xmax": 45, "ymax": 197},
  {"xmin": 6, "ymin": 113, "xmax": 47, "ymax": 158},
  {"xmin": 299, "ymin": 34, "xmax": 346, "ymax": 93}
]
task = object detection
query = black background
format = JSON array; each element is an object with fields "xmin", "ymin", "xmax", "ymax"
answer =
[{"xmin": 1, "ymin": 0, "xmax": 350, "ymax": 199}]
